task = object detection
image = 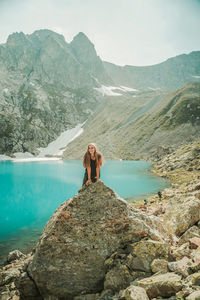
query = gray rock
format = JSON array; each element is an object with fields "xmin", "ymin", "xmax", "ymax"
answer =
[
  {"xmin": 168, "ymin": 257, "xmax": 192, "ymax": 277},
  {"xmin": 186, "ymin": 290, "xmax": 200, "ymax": 300},
  {"xmin": 137, "ymin": 272, "xmax": 182, "ymax": 298},
  {"xmin": 15, "ymin": 272, "xmax": 42, "ymax": 300},
  {"xmin": 104, "ymin": 265, "xmax": 132, "ymax": 292},
  {"xmin": 119, "ymin": 285, "xmax": 149, "ymax": 300},
  {"xmin": 163, "ymin": 196, "xmax": 200, "ymax": 236},
  {"xmin": 127, "ymin": 239, "xmax": 169, "ymax": 272},
  {"xmin": 28, "ymin": 181, "xmax": 167, "ymax": 299},
  {"xmin": 151, "ymin": 258, "xmax": 168, "ymax": 274},
  {"xmin": 170, "ymin": 242, "xmax": 191, "ymax": 260},
  {"xmin": 7, "ymin": 250, "xmax": 26, "ymax": 263},
  {"xmin": 178, "ymin": 226, "xmax": 200, "ymax": 246}
]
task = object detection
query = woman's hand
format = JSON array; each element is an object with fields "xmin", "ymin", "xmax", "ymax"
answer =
[{"xmin": 86, "ymin": 179, "xmax": 91, "ymax": 186}]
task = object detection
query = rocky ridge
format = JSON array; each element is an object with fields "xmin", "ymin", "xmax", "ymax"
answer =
[
  {"xmin": 1, "ymin": 153, "xmax": 200, "ymax": 300},
  {"xmin": 104, "ymin": 51, "xmax": 200, "ymax": 90}
]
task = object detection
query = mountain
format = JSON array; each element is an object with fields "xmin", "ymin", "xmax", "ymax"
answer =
[
  {"xmin": 103, "ymin": 51, "xmax": 200, "ymax": 90},
  {"xmin": 1, "ymin": 28, "xmax": 200, "ymax": 156},
  {"xmin": 70, "ymin": 32, "xmax": 113, "ymax": 85},
  {"xmin": 0, "ymin": 29, "xmax": 107, "ymax": 155},
  {"xmin": 0, "ymin": 29, "xmax": 110, "ymax": 89},
  {"xmin": 63, "ymin": 82, "xmax": 200, "ymax": 160}
]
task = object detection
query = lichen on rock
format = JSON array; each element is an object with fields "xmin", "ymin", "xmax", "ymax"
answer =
[{"xmin": 27, "ymin": 181, "xmax": 167, "ymax": 299}]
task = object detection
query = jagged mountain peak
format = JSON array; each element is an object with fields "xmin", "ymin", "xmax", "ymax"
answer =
[
  {"xmin": 70, "ymin": 31, "xmax": 113, "ymax": 85},
  {"xmin": 6, "ymin": 31, "xmax": 28, "ymax": 46},
  {"xmin": 71, "ymin": 31, "xmax": 94, "ymax": 46},
  {"xmin": 29, "ymin": 29, "xmax": 66, "ymax": 44},
  {"xmin": 70, "ymin": 31, "xmax": 97, "ymax": 61}
]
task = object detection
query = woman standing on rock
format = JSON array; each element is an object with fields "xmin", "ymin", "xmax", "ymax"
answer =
[{"xmin": 82, "ymin": 143, "xmax": 103, "ymax": 186}]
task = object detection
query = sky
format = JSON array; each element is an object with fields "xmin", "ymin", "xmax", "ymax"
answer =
[{"xmin": 0, "ymin": 0, "xmax": 200, "ymax": 66}]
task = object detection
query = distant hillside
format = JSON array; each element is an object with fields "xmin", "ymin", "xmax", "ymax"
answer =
[
  {"xmin": 104, "ymin": 51, "xmax": 200, "ymax": 90},
  {"xmin": 63, "ymin": 82, "xmax": 200, "ymax": 160}
]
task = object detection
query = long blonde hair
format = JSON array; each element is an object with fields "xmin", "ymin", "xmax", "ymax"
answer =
[{"xmin": 83, "ymin": 143, "xmax": 102, "ymax": 168}]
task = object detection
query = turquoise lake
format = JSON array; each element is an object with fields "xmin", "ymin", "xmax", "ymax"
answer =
[{"xmin": 0, "ymin": 160, "xmax": 169, "ymax": 263}]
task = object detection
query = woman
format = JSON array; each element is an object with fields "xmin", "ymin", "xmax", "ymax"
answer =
[{"xmin": 82, "ymin": 143, "xmax": 103, "ymax": 186}]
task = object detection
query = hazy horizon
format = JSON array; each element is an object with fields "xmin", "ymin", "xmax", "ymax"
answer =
[{"xmin": 0, "ymin": 0, "xmax": 200, "ymax": 66}]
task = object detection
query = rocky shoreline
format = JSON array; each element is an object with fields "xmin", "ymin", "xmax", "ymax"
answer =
[{"xmin": 1, "ymin": 141, "xmax": 200, "ymax": 300}]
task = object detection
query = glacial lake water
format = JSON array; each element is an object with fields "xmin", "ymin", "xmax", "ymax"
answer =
[{"xmin": 0, "ymin": 160, "xmax": 169, "ymax": 263}]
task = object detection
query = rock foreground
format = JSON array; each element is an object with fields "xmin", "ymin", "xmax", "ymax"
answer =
[
  {"xmin": 1, "ymin": 176, "xmax": 200, "ymax": 299},
  {"xmin": 28, "ymin": 181, "xmax": 166, "ymax": 299}
]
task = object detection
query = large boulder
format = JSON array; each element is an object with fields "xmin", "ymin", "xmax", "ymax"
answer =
[
  {"xmin": 119, "ymin": 285, "xmax": 149, "ymax": 300},
  {"xmin": 137, "ymin": 272, "xmax": 182, "ymax": 298},
  {"xmin": 127, "ymin": 239, "xmax": 169, "ymax": 272},
  {"xmin": 178, "ymin": 226, "xmax": 200, "ymax": 246},
  {"xmin": 28, "ymin": 181, "xmax": 167, "ymax": 299},
  {"xmin": 163, "ymin": 196, "xmax": 200, "ymax": 236}
]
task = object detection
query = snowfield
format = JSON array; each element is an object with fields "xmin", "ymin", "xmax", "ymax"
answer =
[{"xmin": 0, "ymin": 124, "xmax": 84, "ymax": 162}]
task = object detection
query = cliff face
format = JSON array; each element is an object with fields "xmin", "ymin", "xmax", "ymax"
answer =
[{"xmin": 0, "ymin": 30, "xmax": 105, "ymax": 155}]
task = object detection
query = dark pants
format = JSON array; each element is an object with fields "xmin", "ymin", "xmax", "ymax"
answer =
[{"xmin": 82, "ymin": 169, "xmax": 97, "ymax": 186}]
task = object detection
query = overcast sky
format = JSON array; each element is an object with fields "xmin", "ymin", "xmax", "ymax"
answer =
[{"xmin": 0, "ymin": 0, "xmax": 200, "ymax": 66}]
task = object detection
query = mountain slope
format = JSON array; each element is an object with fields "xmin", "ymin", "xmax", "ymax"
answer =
[
  {"xmin": 104, "ymin": 51, "xmax": 200, "ymax": 90},
  {"xmin": 1, "ymin": 28, "xmax": 200, "ymax": 157},
  {"xmin": 63, "ymin": 82, "xmax": 200, "ymax": 160}
]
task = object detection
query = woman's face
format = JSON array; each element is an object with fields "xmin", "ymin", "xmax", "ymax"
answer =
[{"xmin": 88, "ymin": 145, "xmax": 95, "ymax": 156}]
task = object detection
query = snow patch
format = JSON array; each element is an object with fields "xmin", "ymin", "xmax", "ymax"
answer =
[
  {"xmin": 94, "ymin": 85, "xmax": 139, "ymax": 96},
  {"xmin": 148, "ymin": 87, "xmax": 161, "ymax": 91},
  {"xmin": 0, "ymin": 124, "xmax": 84, "ymax": 162},
  {"xmin": 38, "ymin": 124, "xmax": 83, "ymax": 157},
  {"xmin": 120, "ymin": 86, "xmax": 139, "ymax": 92},
  {"xmin": 191, "ymin": 75, "xmax": 200, "ymax": 79},
  {"xmin": 12, "ymin": 157, "xmax": 61, "ymax": 163},
  {"xmin": 13, "ymin": 152, "xmax": 35, "ymax": 159},
  {"xmin": 94, "ymin": 85, "xmax": 122, "ymax": 96}
]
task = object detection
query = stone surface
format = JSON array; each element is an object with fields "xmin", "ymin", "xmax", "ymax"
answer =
[
  {"xmin": 119, "ymin": 285, "xmax": 149, "ymax": 300},
  {"xmin": 104, "ymin": 265, "xmax": 132, "ymax": 292},
  {"xmin": 28, "ymin": 181, "xmax": 166, "ymax": 299},
  {"xmin": 73, "ymin": 294, "xmax": 99, "ymax": 300},
  {"xmin": 15, "ymin": 272, "xmax": 42, "ymax": 300},
  {"xmin": 163, "ymin": 197, "xmax": 200, "ymax": 236},
  {"xmin": 127, "ymin": 239, "xmax": 169, "ymax": 272},
  {"xmin": 137, "ymin": 272, "xmax": 182, "ymax": 298},
  {"xmin": 193, "ymin": 246, "xmax": 200, "ymax": 264},
  {"xmin": 168, "ymin": 257, "xmax": 192, "ymax": 277},
  {"xmin": 189, "ymin": 237, "xmax": 200, "ymax": 249},
  {"xmin": 151, "ymin": 258, "xmax": 168, "ymax": 273},
  {"xmin": 178, "ymin": 226, "xmax": 200, "ymax": 246},
  {"xmin": 0, "ymin": 253, "xmax": 39, "ymax": 300},
  {"xmin": 170, "ymin": 242, "xmax": 191, "ymax": 260},
  {"xmin": 185, "ymin": 272, "xmax": 200, "ymax": 286},
  {"xmin": 7, "ymin": 250, "xmax": 26, "ymax": 263},
  {"xmin": 186, "ymin": 290, "xmax": 200, "ymax": 300}
]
